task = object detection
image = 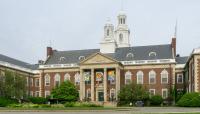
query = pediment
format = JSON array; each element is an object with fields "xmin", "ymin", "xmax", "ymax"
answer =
[{"xmin": 80, "ymin": 53, "xmax": 118, "ymax": 65}]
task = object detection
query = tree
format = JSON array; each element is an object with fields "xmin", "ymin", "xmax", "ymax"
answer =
[
  {"xmin": 118, "ymin": 82, "xmax": 149, "ymax": 105},
  {"xmin": 51, "ymin": 81, "xmax": 79, "ymax": 102}
]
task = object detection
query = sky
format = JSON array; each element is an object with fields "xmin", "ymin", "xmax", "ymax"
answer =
[{"xmin": 0, "ymin": 0, "xmax": 200, "ymax": 64}]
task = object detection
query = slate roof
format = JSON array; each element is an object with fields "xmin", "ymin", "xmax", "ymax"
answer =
[
  {"xmin": 45, "ymin": 44, "xmax": 173, "ymax": 64},
  {"xmin": 176, "ymin": 56, "xmax": 188, "ymax": 64},
  {"xmin": 0, "ymin": 54, "xmax": 38, "ymax": 70}
]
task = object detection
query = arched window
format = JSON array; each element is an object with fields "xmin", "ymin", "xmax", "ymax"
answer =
[
  {"xmin": 54, "ymin": 73, "xmax": 60, "ymax": 87},
  {"xmin": 64, "ymin": 73, "xmax": 70, "ymax": 81},
  {"xmin": 45, "ymin": 74, "xmax": 50, "ymax": 86},
  {"xmin": 137, "ymin": 71, "xmax": 143, "ymax": 84},
  {"xmin": 125, "ymin": 71, "xmax": 132, "ymax": 84},
  {"xmin": 107, "ymin": 29, "xmax": 109, "ymax": 36},
  {"xmin": 149, "ymin": 70, "xmax": 156, "ymax": 84},
  {"xmin": 161, "ymin": 69, "xmax": 168, "ymax": 84},
  {"xmin": 126, "ymin": 53, "xmax": 134, "ymax": 58},
  {"xmin": 75, "ymin": 73, "xmax": 80, "ymax": 85},
  {"xmin": 79, "ymin": 56, "xmax": 85, "ymax": 61},
  {"xmin": 149, "ymin": 52, "xmax": 157, "ymax": 57},
  {"xmin": 119, "ymin": 33, "xmax": 123, "ymax": 43}
]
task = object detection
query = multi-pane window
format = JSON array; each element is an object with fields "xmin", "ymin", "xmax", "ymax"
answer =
[
  {"xmin": 137, "ymin": 71, "xmax": 143, "ymax": 84},
  {"xmin": 64, "ymin": 73, "xmax": 71, "ymax": 81},
  {"xmin": 86, "ymin": 89, "xmax": 91, "ymax": 98},
  {"xmin": 161, "ymin": 70, "xmax": 168, "ymax": 84},
  {"xmin": 177, "ymin": 74, "xmax": 183, "ymax": 83},
  {"xmin": 35, "ymin": 78, "xmax": 40, "ymax": 87},
  {"xmin": 149, "ymin": 70, "xmax": 156, "ymax": 84},
  {"xmin": 45, "ymin": 91, "xmax": 50, "ymax": 98},
  {"xmin": 35, "ymin": 91, "xmax": 40, "ymax": 97},
  {"xmin": 162, "ymin": 89, "xmax": 168, "ymax": 99},
  {"xmin": 110, "ymin": 89, "xmax": 115, "ymax": 99},
  {"xmin": 75, "ymin": 73, "xmax": 80, "ymax": 85},
  {"xmin": 54, "ymin": 73, "xmax": 60, "ymax": 87},
  {"xmin": 45, "ymin": 74, "xmax": 50, "ymax": 86},
  {"xmin": 30, "ymin": 78, "xmax": 33, "ymax": 87},
  {"xmin": 149, "ymin": 89, "xmax": 155, "ymax": 97},
  {"xmin": 125, "ymin": 71, "xmax": 132, "ymax": 84}
]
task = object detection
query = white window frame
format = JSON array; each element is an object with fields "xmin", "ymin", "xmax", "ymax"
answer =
[
  {"xmin": 30, "ymin": 91, "xmax": 33, "ymax": 97},
  {"xmin": 45, "ymin": 91, "xmax": 50, "ymax": 98},
  {"xmin": 64, "ymin": 73, "xmax": 71, "ymax": 81},
  {"xmin": 149, "ymin": 70, "xmax": 156, "ymax": 84},
  {"xmin": 75, "ymin": 73, "xmax": 80, "ymax": 85},
  {"xmin": 161, "ymin": 69, "xmax": 168, "ymax": 84},
  {"xmin": 137, "ymin": 71, "xmax": 143, "ymax": 84},
  {"xmin": 45, "ymin": 74, "xmax": 50, "ymax": 86},
  {"xmin": 30, "ymin": 78, "xmax": 33, "ymax": 87},
  {"xmin": 86, "ymin": 89, "xmax": 91, "ymax": 98},
  {"xmin": 35, "ymin": 78, "xmax": 40, "ymax": 87},
  {"xmin": 177, "ymin": 74, "xmax": 183, "ymax": 84},
  {"xmin": 125, "ymin": 71, "xmax": 132, "ymax": 84},
  {"xmin": 162, "ymin": 89, "xmax": 168, "ymax": 99},
  {"xmin": 35, "ymin": 91, "xmax": 40, "ymax": 97},
  {"xmin": 54, "ymin": 73, "xmax": 61, "ymax": 87},
  {"xmin": 149, "ymin": 89, "xmax": 155, "ymax": 97},
  {"xmin": 110, "ymin": 88, "xmax": 115, "ymax": 98}
]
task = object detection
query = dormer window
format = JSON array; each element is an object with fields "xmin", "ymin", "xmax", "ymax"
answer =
[
  {"xmin": 149, "ymin": 52, "xmax": 157, "ymax": 57},
  {"xmin": 79, "ymin": 56, "xmax": 85, "ymax": 61},
  {"xmin": 126, "ymin": 53, "xmax": 134, "ymax": 58},
  {"xmin": 59, "ymin": 57, "xmax": 65, "ymax": 62}
]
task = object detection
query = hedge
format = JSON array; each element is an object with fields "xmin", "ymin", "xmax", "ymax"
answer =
[
  {"xmin": 177, "ymin": 92, "xmax": 200, "ymax": 107},
  {"xmin": 150, "ymin": 95, "xmax": 163, "ymax": 106},
  {"xmin": 0, "ymin": 97, "xmax": 18, "ymax": 107},
  {"xmin": 28, "ymin": 97, "xmax": 47, "ymax": 104}
]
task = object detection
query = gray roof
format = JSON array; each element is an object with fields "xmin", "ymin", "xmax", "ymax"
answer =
[
  {"xmin": 45, "ymin": 44, "xmax": 173, "ymax": 64},
  {"xmin": 176, "ymin": 56, "xmax": 188, "ymax": 64},
  {"xmin": 0, "ymin": 54, "xmax": 38, "ymax": 70}
]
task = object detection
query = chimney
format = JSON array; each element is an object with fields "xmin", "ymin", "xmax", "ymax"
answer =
[
  {"xmin": 47, "ymin": 47, "xmax": 53, "ymax": 57},
  {"xmin": 171, "ymin": 37, "xmax": 176, "ymax": 57}
]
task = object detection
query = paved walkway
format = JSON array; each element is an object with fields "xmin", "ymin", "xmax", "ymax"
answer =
[{"xmin": 1, "ymin": 107, "xmax": 200, "ymax": 114}]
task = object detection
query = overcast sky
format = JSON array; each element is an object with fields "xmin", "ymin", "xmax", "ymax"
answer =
[{"xmin": 0, "ymin": 0, "xmax": 200, "ymax": 64}]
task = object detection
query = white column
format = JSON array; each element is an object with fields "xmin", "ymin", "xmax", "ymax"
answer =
[
  {"xmin": 80, "ymin": 69, "xmax": 85, "ymax": 101},
  {"xmin": 115, "ymin": 67, "xmax": 120, "ymax": 100},
  {"xmin": 91, "ymin": 68, "xmax": 95, "ymax": 101},
  {"xmin": 104, "ymin": 68, "xmax": 107, "ymax": 102}
]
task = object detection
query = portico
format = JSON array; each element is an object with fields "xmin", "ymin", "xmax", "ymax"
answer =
[{"xmin": 79, "ymin": 53, "xmax": 121, "ymax": 102}]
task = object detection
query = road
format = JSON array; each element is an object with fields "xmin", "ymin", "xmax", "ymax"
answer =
[{"xmin": 1, "ymin": 107, "xmax": 200, "ymax": 114}]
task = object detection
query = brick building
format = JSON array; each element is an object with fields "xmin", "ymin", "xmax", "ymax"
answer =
[{"xmin": 0, "ymin": 11, "xmax": 199, "ymax": 103}]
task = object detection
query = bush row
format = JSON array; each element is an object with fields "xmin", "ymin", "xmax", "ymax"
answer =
[
  {"xmin": 177, "ymin": 92, "xmax": 200, "ymax": 107},
  {"xmin": 0, "ymin": 97, "xmax": 18, "ymax": 107}
]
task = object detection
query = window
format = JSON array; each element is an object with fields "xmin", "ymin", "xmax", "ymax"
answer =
[
  {"xmin": 177, "ymin": 74, "xmax": 183, "ymax": 83},
  {"xmin": 64, "ymin": 73, "xmax": 71, "ymax": 81},
  {"xmin": 162, "ymin": 89, "xmax": 168, "ymax": 99},
  {"xmin": 79, "ymin": 56, "xmax": 85, "ymax": 61},
  {"xmin": 30, "ymin": 78, "xmax": 33, "ymax": 86},
  {"xmin": 26, "ymin": 77, "xmax": 29, "ymax": 86},
  {"xmin": 149, "ymin": 52, "xmax": 157, "ymax": 57},
  {"xmin": 119, "ymin": 33, "xmax": 123, "ymax": 43},
  {"xmin": 126, "ymin": 53, "xmax": 134, "ymax": 58},
  {"xmin": 59, "ymin": 57, "xmax": 65, "ymax": 62},
  {"xmin": 149, "ymin": 70, "xmax": 156, "ymax": 84},
  {"xmin": 149, "ymin": 89, "xmax": 155, "ymax": 97},
  {"xmin": 86, "ymin": 89, "xmax": 91, "ymax": 98},
  {"xmin": 45, "ymin": 91, "xmax": 50, "ymax": 98},
  {"xmin": 161, "ymin": 69, "xmax": 168, "ymax": 84},
  {"xmin": 110, "ymin": 88, "xmax": 115, "ymax": 99},
  {"xmin": 125, "ymin": 71, "xmax": 132, "ymax": 84},
  {"xmin": 137, "ymin": 71, "xmax": 143, "ymax": 84},
  {"xmin": 35, "ymin": 91, "xmax": 40, "ymax": 97},
  {"xmin": 45, "ymin": 74, "xmax": 50, "ymax": 86},
  {"xmin": 75, "ymin": 73, "xmax": 80, "ymax": 85},
  {"xmin": 35, "ymin": 78, "xmax": 40, "ymax": 87},
  {"xmin": 54, "ymin": 73, "xmax": 60, "ymax": 87},
  {"xmin": 30, "ymin": 91, "xmax": 33, "ymax": 97},
  {"xmin": 107, "ymin": 29, "xmax": 109, "ymax": 36}
]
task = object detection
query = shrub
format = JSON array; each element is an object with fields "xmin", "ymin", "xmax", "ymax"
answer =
[
  {"xmin": 64, "ymin": 102, "xmax": 75, "ymax": 107},
  {"xmin": 80, "ymin": 102, "xmax": 102, "ymax": 107},
  {"xmin": 28, "ymin": 97, "xmax": 47, "ymax": 104},
  {"xmin": 150, "ymin": 95, "xmax": 163, "ymax": 106},
  {"xmin": 39, "ymin": 104, "xmax": 51, "ymax": 108},
  {"xmin": 0, "ymin": 97, "xmax": 18, "ymax": 107},
  {"xmin": 177, "ymin": 92, "xmax": 200, "ymax": 107},
  {"xmin": 51, "ymin": 104, "xmax": 65, "ymax": 108}
]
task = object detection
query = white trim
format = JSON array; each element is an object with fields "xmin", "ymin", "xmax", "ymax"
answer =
[
  {"xmin": 177, "ymin": 74, "xmax": 183, "ymax": 84},
  {"xmin": 35, "ymin": 78, "xmax": 40, "ymax": 87},
  {"xmin": 149, "ymin": 89, "xmax": 155, "ymax": 96},
  {"xmin": 0, "ymin": 61, "xmax": 39, "ymax": 74},
  {"xmin": 149, "ymin": 70, "xmax": 156, "ymax": 84},
  {"xmin": 35, "ymin": 91, "xmax": 40, "ymax": 97},
  {"xmin": 64, "ymin": 73, "xmax": 71, "ymax": 81},
  {"xmin": 45, "ymin": 74, "xmax": 50, "ymax": 86},
  {"xmin": 39, "ymin": 63, "xmax": 78, "ymax": 69},
  {"xmin": 110, "ymin": 88, "xmax": 115, "ymax": 98},
  {"xmin": 121, "ymin": 59, "xmax": 176, "ymax": 65},
  {"xmin": 54, "ymin": 73, "xmax": 61, "ymax": 87},
  {"xmin": 125, "ymin": 71, "xmax": 132, "ymax": 84},
  {"xmin": 162, "ymin": 88, "xmax": 168, "ymax": 99},
  {"xmin": 161, "ymin": 69, "xmax": 168, "ymax": 84},
  {"xmin": 137, "ymin": 71, "xmax": 143, "ymax": 84}
]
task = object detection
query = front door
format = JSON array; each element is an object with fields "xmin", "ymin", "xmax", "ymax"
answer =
[{"xmin": 98, "ymin": 92, "xmax": 104, "ymax": 102}]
